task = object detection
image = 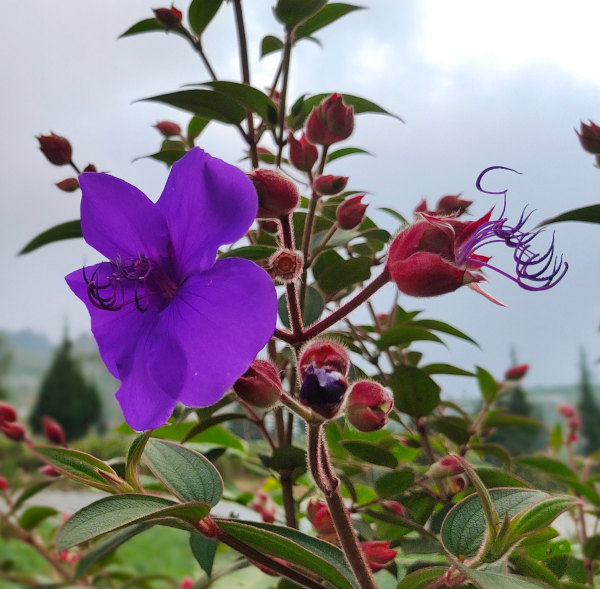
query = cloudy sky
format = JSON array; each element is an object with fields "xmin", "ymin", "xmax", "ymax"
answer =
[{"xmin": 2, "ymin": 1, "xmax": 600, "ymax": 391}]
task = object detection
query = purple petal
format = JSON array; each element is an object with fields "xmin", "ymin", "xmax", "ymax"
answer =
[
  {"xmin": 79, "ymin": 173, "xmax": 171, "ymax": 262},
  {"xmin": 157, "ymin": 149, "xmax": 258, "ymax": 273},
  {"xmin": 162, "ymin": 258, "xmax": 277, "ymax": 408}
]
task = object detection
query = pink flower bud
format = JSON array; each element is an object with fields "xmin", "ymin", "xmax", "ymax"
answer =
[
  {"xmin": 381, "ymin": 500, "xmax": 405, "ymax": 517},
  {"xmin": 577, "ymin": 121, "xmax": 600, "ymax": 154},
  {"xmin": 153, "ymin": 5, "xmax": 183, "ymax": 29},
  {"xmin": 435, "ymin": 194, "xmax": 472, "ymax": 216},
  {"xmin": 248, "ymin": 169, "xmax": 299, "ymax": 218},
  {"xmin": 429, "ymin": 456, "xmax": 464, "ymax": 479},
  {"xmin": 568, "ymin": 416, "xmax": 582, "ymax": 430},
  {"xmin": 345, "ymin": 381, "xmax": 393, "ymax": 432},
  {"xmin": 154, "ymin": 121, "xmax": 182, "ymax": 137},
  {"xmin": 306, "ymin": 94, "xmax": 354, "ymax": 146},
  {"xmin": 299, "ymin": 340, "xmax": 350, "ymax": 379},
  {"xmin": 336, "ymin": 195, "xmax": 367, "ymax": 230},
  {"xmin": 306, "ymin": 499, "xmax": 335, "ymax": 535},
  {"xmin": 0, "ymin": 403, "xmax": 17, "ymax": 423},
  {"xmin": 0, "ymin": 476, "xmax": 8, "ymax": 491},
  {"xmin": 37, "ymin": 133, "xmax": 72, "ymax": 166},
  {"xmin": 0, "ymin": 422, "xmax": 26, "ymax": 442},
  {"xmin": 233, "ymin": 360, "xmax": 283, "ymax": 408},
  {"xmin": 360, "ymin": 541, "xmax": 397, "ymax": 572},
  {"xmin": 558, "ymin": 404, "xmax": 577, "ymax": 419},
  {"xmin": 288, "ymin": 133, "xmax": 318, "ymax": 172},
  {"xmin": 268, "ymin": 249, "xmax": 303, "ymax": 283},
  {"xmin": 42, "ymin": 417, "xmax": 67, "ymax": 446},
  {"xmin": 39, "ymin": 465, "xmax": 61, "ymax": 478},
  {"xmin": 180, "ymin": 577, "xmax": 194, "ymax": 589},
  {"xmin": 313, "ymin": 175, "xmax": 348, "ymax": 195},
  {"xmin": 56, "ymin": 178, "xmax": 79, "ymax": 192},
  {"xmin": 504, "ymin": 364, "xmax": 529, "ymax": 381}
]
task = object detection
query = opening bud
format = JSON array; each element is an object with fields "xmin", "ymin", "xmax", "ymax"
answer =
[
  {"xmin": 345, "ymin": 381, "xmax": 393, "ymax": 432},
  {"xmin": 336, "ymin": 194, "xmax": 367, "ymax": 230},
  {"xmin": 153, "ymin": 5, "xmax": 183, "ymax": 29},
  {"xmin": 42, "ymin": 416, "xmax": 67, "ymax": 446},
  {"xmin": 248, "ymin": 169, "xmax": 299, "ymax": 218},
  {"xmin": 577, "ymin": 121, "xmax": 600, "ymax": 154},
  {"xmin": 288, "ymin": 133, "xmax": 318, "ymax": 172},
  {"xmin": 233, "ymin": 360, "xmax": 283, "ymax": 409},
  {"xmin": 0, "ymin": 403, "xmax": 17, "ymax": 424},
  {"xmin": 37, "ymin": 133, "xmax": 72, "ymax": 166},
  {"xmin": 267, "ymin": 249, "xmax": 303, "ymax": 283},
  {"xmin": 56, "ymin": 178, "xmax": 79, "ymax": 192},
  {"xmin": 299, "ymin": 340, "xmax": 350, "ymax": 379},
  {"xmin": 154, "ymin": 121, "xmax": 182, "ymax": 137},
  {"xmin": 448, "ymin": 474, "xmax": 467, "ymax": 494},
  {"xmin": 306, "ymin": 93, "xmax": 354, "ymax": 146},
  {"xmin": 360, "ymin": 541, "xmax": 397, "ymax": 573},
  {"xmin": 435, "ymin": 194, "xmax": 472, "ymax": 216},
  {"xmin": 299, "ymin": 365, "xmax": 348, "ymax": 419},
  {"xmin": 429, "ymin": 456, "xmax": 465, "ymax": 479},
  {"xmin": 314, "ymin": 174, "xmax": 348, "ymax": 196}
]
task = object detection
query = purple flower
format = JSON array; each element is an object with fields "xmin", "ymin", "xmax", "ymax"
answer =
[{"xmin": 66, "ymin": 148, "xmax": 277, "ymax": 430}]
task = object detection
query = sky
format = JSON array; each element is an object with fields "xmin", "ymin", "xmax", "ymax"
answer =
[{"xmin": 1, "ymin": 0, "xmax": 600, "ymax": 391}]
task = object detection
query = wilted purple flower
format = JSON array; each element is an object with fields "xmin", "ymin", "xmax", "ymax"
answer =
[{"xmin": 66, "ymin": 148, "xmax": 277, "ymax": 430}]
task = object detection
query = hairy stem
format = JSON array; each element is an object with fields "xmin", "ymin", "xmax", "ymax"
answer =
[{"xmin": 275, "ymin": 32, "xmax": 293, "ymax": 168}]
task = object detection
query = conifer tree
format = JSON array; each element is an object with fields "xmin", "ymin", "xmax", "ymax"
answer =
[
  {"xmin": 29, "ymin": 334, "xmax": 101, "ymax": 441},
  {"xmin": 577, "ymin": 348, "xmax": 600, "ymax": 454}
]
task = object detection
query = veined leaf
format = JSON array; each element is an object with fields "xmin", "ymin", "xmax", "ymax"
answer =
[
  {"xmin": 19, "ymin": 220, "xmax": 82, "ymax": 254},
  {"xmin": 199, "ymin": 81, "xmax": 278, "ymax": 122},
  {"xmin": 327, "ymin": 146, "xmax": 373, "ymax": 163},
  {"xmin": 188, "ymin": 0, "xmax": 223, "ymax": 35},
  {"xmin": 295, "ymin": 3, "xmax": 365, "ymax": 39},
  {"xmin": 389, "ymin": 365, "xmax": 440, "ymax": 418},
  {"xmin": 340, "ymin": 440, "xmax": 398, "ymax": 468}
]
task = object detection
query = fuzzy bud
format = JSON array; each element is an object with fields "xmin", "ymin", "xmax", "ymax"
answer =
[
  {"xmin": 0, "ymin": 403, "xmax": 17, "ymax": 424},
  {"xmin": 154, "ymin": 121, "xmax": 182, "ymax": 137},
  {"xmin": 306, "ymin": 93, "xmax": 354, "ymax": 146},
  {"xmin": 42, "ymin": 417, "xmax": 67, "ymax": 446},
  {"xmin": 345, "ymin": 381, "xmax": 393, "ymax": 432},
  {"xmin": 0, "ymin": 476, "xmax": 7, "ymax": 491},
  {"xmin": 336, "ymin": 195, "xmax": 367, "ymax": 230},
  {"xmin": 233, "ymin": 360, "xmax": 283, "ymax": 409},
  {"xmin": 299, "ymin": 340, "xmax": 350, "ymax": 379},
  {"xmin": 306, "ymin": 499, "xmax": 335, "ymax": 535},
  {"xmin": 313, "ymin": 174, "xmax": 348, "ymax": 195},
  {"xmin": 504, "ymin": 364, "xmax": 529, "ymax": 381},
  {"xmin": 429, "ymin": 456, "xmax": 464, "ymax": 479},
  {"xmin": 360, "ymin": 541, "xmax": 397, "ymax": 573},
  {"xmin": 153, "ymin": 5, "xmax": 183, "ymax": 29},
  {"xmin": 268, "ymin": 249, "xmax": 303, "ymax": 283},
  {"xmin": 288, "ymin": 133, "xmax": 318, "ymax": 172},
  {"xmin": 39, "ymin": 465, "xmax": 61, "ymax": 478},
  {"xmin": 299, "ymin": 365, "xmax": 348, "ymax": 419},
  {"xmin": 0, "ymin": 422, "xmax": 26, "ymax": 442},
  {"xmin": 435, "ymin": 194, "xmax": 472, "ymax": 216},
  {"xmin": 56, "ymin": 178, "xmax": 79, "ymax": 192},
  {"xmin": 381, "ymin": 501, "xmax": 406, "ymax": 517},
  {"xmin": 577, "ymin": 121, "xmax": 600, "ymax": 154},
  {"xmin": 248, "ymin": 169, "xmax": 299, "ymax": 218},
  {"xmin": 37, "ymin": 133, "xmax": 72, "ymax": 166},
  {"xmin": 558, "ymin": 404, "xmax": 577, "ymax": 419}
]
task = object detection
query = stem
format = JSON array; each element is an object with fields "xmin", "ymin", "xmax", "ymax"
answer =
[
  {"xmin": 307, "ymin": 424, "xmax": 335, "ymax": 495},
  {"xmin": 274, "ymin": 328, "xmax": 296, "ymax": 344},
  {"xmin": 275, "ymin": 32, "xmax": 293, "ymax": 168},
  {"xmin": 416, "ymin": 419, "xmax": 436, "ymax": 465},
  {"xmin": 307, "ymin": 221, "xmax": 338, "ymax": 266},
  {"xmin": 279, "ymin": 214, "xmax": 304, "ymax": 338},
  {"xmin": 280, "ymin": 470, "xmax": 298, "ymax": 528},
  {"xmin": 317, "ymin": 145, "xmax": 329, "ymax": 176},
  {"xmin": 69, "ymin": 160, "xmax": 81, "ymax": 175}
]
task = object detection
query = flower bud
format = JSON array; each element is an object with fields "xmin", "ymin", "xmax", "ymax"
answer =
[
  {"xmin": 448, "ymin": 474, "xmax": 467, "ymax": 494},
  {"xmin": 268, "ymin": 249, "xmax": 303, "ymax": 283},
  {"xmin": 42, "ymin": 417, "xmax": 67, "ymax": 446},
  {"xmin": 154, "ymin": 121, "xmax": 182, "ymax": 137},
  {"xmin": 251, "ymin": 490, "xmax": 277, "ymax": 523},
  {"xmin": 37, "ymin": 133, "xmax": 72, "ymax": 166},
  {"xmin": 435, "ymin": 194, "xmax": 472, "ymax": 216},
  {"xmin": 381, "ymin": 500, "xmax": 405, "ymax": 517},
  {"xmin": 0, "ymin": 403, "xmax": 17, "ymax": 423},
  {"xmin": 429, "ymin": 456, "xmax": 464, "ymax": 479},
  {"xmin": 288, "ymin": 133, "xmax": 318, "ymax": 172},
  {"xmin": 558, "ymin": 404, "xmax": 577, "ymax": 419},
  {"xmin": 39, "ymin": 465, "xmax": 61, "ymax": 477},
  {"xmin": 180, "ymin": 577, "xmax": 194, "ymax": 589},
  {"xmin": 0, "ymin": 476, "xmax": 7, "ymax": 491},
  {"xmin": 306, "ymin": 499, "xmax": 335, "ymax": 534},
  {"xmin": 336, "ymin": 195, "xmax": 367, "ymax": 230},
  {"xmin": 299, "ymin": 365, "xmax": 348, "ymax": 419},
  {"xmin": 577, "ymin": 121, "xmax": 600, "ymax": 154},
  {"xmin": 568, "ymin": 416, "xmax": 582, "ymax": 430},
  {"xmin": 306, "ymin": 93, "xmax": 354, "ymax": 146},
  {"xmin": 56, "ymin": 178, "xmax": 79, "ymax": 192},
  {"xmin": 360, "ymin": 541, "xmax": 397, "ymax": 573},
  {"xmin": 0, "ymin": 422, "xmax": 26, "ymax": 442},
  {"xmin": 83, "ymin": 163, "xmax": 97, "ymax": 173},
  {"xmin": 233, "ymin": 360, "xmax": 283, "ymax": 408},
  {"xmin": 248, "ymin": 169, "xmax": 299, "ymax": 218},
  {"xmin": 314, "ymin": 175, "xmax": 348, "ymax": 196},
  {"xmin": 345, "ymin": 381, "xmax": 393, "ymax": 432},
  {"xmin": 504, "ymin": 364, "xmax": 529, "ymax": 381},
  {"xmin": 299, "ymin": 340, "xmax": 350, "ymax": 379},
  {"xmin": 153, "ymin": 5, "xmax": 183, "ymax": 29},
  {"xmin": 259, "ymin": 220, "xmax": 279, "ymax": 234}
]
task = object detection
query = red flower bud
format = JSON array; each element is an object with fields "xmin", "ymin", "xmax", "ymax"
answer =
[
  {"xmin": 39, "ymin": 465, "xmax": 61, "ymax": 478},
  {"xmin": 558, "ymin": 404, "xmax": 577, "ymax": 419},
  {"xmin": 83, "ymin": 163, "xmax": 97, "ymax": 173},
  {"xmin": 251, "ymin": 490, "xmax": 277, "ymax": 523},
  {"xmin": 306, "ymin": 499, "xmax": 335, "ymax": 534},
  {"xmin": 37, "ymin": 133, "xmax": 72, "ymax": 166},
  {"xmin": 233, "ymin": 360, "xmax": 283, "ymax": 408},
  {"xmin": 314, "ymin": 175, "xmax": 348, "ymax": 196},
  {"xmin": 568, "ymin": 416, "xmax": 582, "ymax": 430},
  {"xmin": 154, "ymin": 121, "xmax": 182, "ymax": 137},
  {"xmin": 42, "ymin": 417, "xmax": 67, "ymax": 446},
  {"xmin": 381, "ymin": 500, "xmax": 406, "ymax": 517},
  {"xmin": 258, "ymin": 220, "xmax": 279, "ymax": 234},
  {"xmin": 336, "ymin": 194, "xmax": 367, "ymax": 230},
  {"xmin": 305, "ymin": 93, "xmax": 354, "ymax": 146},
  {"xmin": 299, "ymin": 340, "xmax": 350, "ymax": 379},
  {"xmin": 504, "ymin": 364, "xmax": 529, "ymax": 381},
  {"xmin": 0, "ymin": 403, "xmax": 17, "ymax": 423},
  {"xmin": 248, "ymin": 169, "xmax": 299, "ymax": 218},
  {"xmin": 429, "ymin": 456, "xmax": 464, "ymax": 479},
  {"xmin": 0, "ymin": 476, "xmax": 7, "ymax": 491},
  {"xmin": 360, "ymin": 541, "xmax": 397, "ymax": 573},
  {"xmin": 0, "ymin": 422, "xmax": 26, "ymax": 442},
  {"xmin": 268, "ymin": 249, "xmax": 303, "ymax": 283},
  {"xmin": 56, "ymin": 178, "xmax": 79, "ymax": 192},
  {"xmin": 180, "ymin": 577, "xmax": 194, "ymax": 589},
  {"xmin": 153, "ymin": 5, "xmax": 183, "ymax": 29},
  {"xmin": 345, "ymin": 381, "xmax": 393, "ymax": 432},
  {"xmin": 577, "ymin": 121, "xmax": 600, "ymax": 154},
  {"xmin": 435, "ymin": 194, "xmax": 472, "ymax": 216},
  {"xmin": 288, "ymin": 133, "xmax": 318, "ymax": 172}
]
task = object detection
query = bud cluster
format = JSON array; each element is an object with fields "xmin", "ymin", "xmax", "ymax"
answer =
[
  {"xmin": 0, "ymin": 403, "xmax": 26, "ymax": 443},
  {"xmin": 250, "ymin": 490, "xmax": 277, "ymax": 523}
]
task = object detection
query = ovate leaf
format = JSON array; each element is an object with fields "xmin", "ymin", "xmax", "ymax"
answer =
[
  {"xmin": 261, "ymin": 35, "xmax": 284, "ymax": 57},
  {"xmin": 119, "ymin": 18, "xmax": 165, "ymax": 38},
  {"xmin": 188, "ymin": 0, "xmax": 223, "ymax": 35},
  {"xmin": 19, "ymin": 220, "xmax": 82, "ymax": 254},
  {"xmin": 539, "ymin": 204, "xmax": 600, "ymax": 227},
  {"xmin": 19, "ymin": 506, "xmax": 58, "ymax": 530},
  {"xmin": 340, "ymin": 441, "xmax": 398, "ymax": 469},
  {"xmin": 295, "ymin": 4, "xmax": 365, "ymax": 40},
  {"xmin": 389, "ymin": 365, "xmax": 440, "ymax": 418},
  {"xmin": 190, "ymin": 532, "xmax": 218, "ymax": 577}
]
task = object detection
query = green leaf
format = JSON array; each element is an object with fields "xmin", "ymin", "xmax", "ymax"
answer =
[
  {"xmin": 19, "ymin": 220, "xmax": 82, "ymax": 254},
  {"xmin": 261, "ymin": 446, "xmax": 307, "ymax": 473},
  {"xmin": 31, "ymin": 446, "xmax": 123, "ymax": 493},
  {"xmin": 431, "ymin": 415, "xmax": 472, "ymax": 445},
  {"xmin": 377, "ymin": 327, "xmax": 444, "ymax": 349},
  {"xmin": 471, "ymin": 443, "xmax": 512, "ymax": 469},
  {"xmin": 475, "ymin": 467, "xmax": 530, "ymax": 489},
  {"xmin": 190, "ymin": 532, "xmax": 218, "ymax": 577},
  {"xmin": 19, "ymin": 506, "xmax": 58, "ymax": 530},
  {"xmin": 216, "ymin": 519, "xmax": 359, "ymax": 589},
  {"xmin": 125, "ymin": 431, "xmax": 152, "ymax": 490},
  {"xmin": 515, "ymin": 456, "xmax": 577, "ymax": 482},
  {"xmin": 119, "ymin": 18, "xmax": 165, "ymax": 38},
  {"xmin": 476, "ymin": 366, "xmax": 498, "ymax": 403},
  {"xmin": 187, "ymin": 115, "xmax": 210, "ymax": 142},
  {"xmin": 188, "ymin": 0, "xmax": 223, "ymax": 35},
  {"xmin": 140, "ymin": 90, "xmax": 246, "ymax": 124},
  {"xmin": 299, "ymin": 93, "xmax": 402, "ymax": 122},
  {"xmin": 220, "ymin": 245, "xmax": 276, "ymax": 260},
  {"xmin": 278, "ymin": 286, "xmax": 324, "ymax": 328},
  {"xmin": 136, "ymin": 148, "xmax": 187, "ymax": 167},
  {"xmin": 509, "ymin": 553, "xmax": 561, "ymax": 589},
  {"xmin": 340, "ymin": 441, "xmax": 398, "ymax": 468},
  {"xmin": 538, "ymin": 204, "xmax": 600, "ymax": 227},
  {"xmin": 441, "ymin": 488, "xmax": 549, "ymax": 557},
  {"xmin": 58, "ymin": 494, "xmax": 210, "ymax": 551},
  {"xmin": 13, "ymin": 480, "xmax": 55, "ymax": 510},
  {"xmin": 452, "ymin": 561, "xmax": 553, "ymax": 589},
  {"xmin": 389, "ymin": 365, "xmax": 440, "ymax": 418},
  {"xmin": 414, "ymin": 319, "xmax": 478, "ymax": 346},
  {"xmin": 583, "ymin": 534, "xmax": 600, "ymax": 559},
  {"xmin": 375, "ymin": 470, "xmax": 414, "ymax": 497},
  {"xmin": 313, "ymin": 254, "xmax": 372, "ymax": 294},
  {"xmin": 295, "ymin": 3, "xmax": 365, "ymax": 39},
  {"xmin": 143, "ymin": 438, "xmax": 223, "ymax": 507},
  {"xmin": 378, "ymin": 206, "xmax": 409, "ymax": 225},
  {"xmin": 274, "ymin": 0, "xmax": 328, "ymax": 29},
  {"xmin": 181, "ymin": 413, "xmax": 246, "ymax": 442},
  {"xmin": 327, "ymin": 147, "xmax": 373, "ymax": 163},
  {"xmin": 483, "ymin": 412, "xmax": 543, "ymax": 429},
  {"xmin": 261, "ymin": 35, "xmax": 284, "ymax": 57},
  {"xmin": 421, "ymin": 363, "xmax": 475, "ymax": 376},
  {"xmin": 396, "ymin": 566, "xmax": 449, "ymax": 589},
  {"xmin": 200, "ymin": 81, "xmax": 278, "ymax": 122},
  {"xmin": 511, "ymin": 496, "xmax": 578, "ymax": 537}
]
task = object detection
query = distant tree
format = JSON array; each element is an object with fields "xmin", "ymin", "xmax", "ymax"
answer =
[
  {"xmin": 577, "ymin": 348, "xmax": 600, "ymax": 455},
  {"xmin": 29, "ymin": 334, "xmax": 101, "ymax": 441},
  {"xmin": 0, "ymin": 333, "xmax": 13, "ymax": 400}
]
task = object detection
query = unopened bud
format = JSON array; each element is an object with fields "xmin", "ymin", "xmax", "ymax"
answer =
[
  {"xmin": 345, "ymin": 381, "xmax": 393, "ymax": 432},
  {"xmin": 83, "ymin": 163, "xmax": 97, "ymax": 173},
  {"xmin": 0, "ymin": 422, "xmax": 26, "ymax": 442},
  {"xmin": 381, "ymin": 501, "xmax": 405, "ymax": 517},
  {"xmin": 568, "ymin": 416, "xmax": 582, "ymax": 430},
  {"xmin": 360, "ymin": 541, "xmax": 397, "ymax": 573},
  {"xmin": 0, "ymin": 403, "xmax": 17, "ymax": 423},
  {"xmin": 195, "ymin": 516, "xmax": 218, "ymax": 538},
  {"xmin": 558, "ymin": 404, "xmax": 577, "ymax": 419},
  {"xmin": 288, "ymin": 133, "xmax": 318, "ymax": 172},
  {"xmin": 259, "ymin": 220, "xmax": 279, "ymax": 234},
  {"xmin": 299, "ymin": 340, "xmax": 350, "ymax": 379},
  {"xmin": 56, "ymin": 178, "xmax": 79, "ymax": 192},
  {"xmin": 429, "ymin": 456, "xmax": 464, "ymax": 479},
  {"xmin": 180, "ymin": 577, "xmax": 194, "ymax": 589},
  {"xmin": 336, "ymin": 194, "xmax": 367, "ymax": 230},
  {"xmin": 0, "ymin": 476, "xmax": 7, "ymax": 491},
  {"xmin": 268, "ymin": 249, "xmax": 302, "ymax": 283},
  {"xmin": 251, "ymin": 490, "xmax": 277, "ymax": 523},
  {"xmin": 37, "ymin": 133, "xmax": 72, "ymax": 166},
  {"xmin": 153, "ymin": 5, "xmax": 183, "ymax": 29},
  {"xmin": 504, "ymin": 364, "xmax": 529, "ymax": 381},
  {"xmin": 233, "ymin": 360, "xmax": 283, "ymax": 409},
  {"xmin": 577, "ymin": 121, "xmax": 600, "ymax": 154},
  {"xmin": 306, "ymin": 499, "xmax": 335, "ymax": 534},
  {"xmin": 42, "ymin": 417, "xmax": 66, "ymax": 446},
  {"xmin": 154, "ymin": 121, "xmax": 182, "ymax": 137},
  {"xmin": 248, "ymin": 169, "xmax": 299, "ymax": 218},
  {"xmin": 313, "ymin": 175, "xmax": 348, "ymax": 195},
  {"xmin": 435, "ymin": 194, "xmax": 472, "ymax": 216},
  {"xmin": 306, "ymin": 93, "xmax": 354, "ymax": 146},
  {"xmin": 299, "ymin": 365, "xmax": 348, "ymax": 420},
  {"xmin": 39, "ymin": 465, "xmax": 61, "ymax": 478}
]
